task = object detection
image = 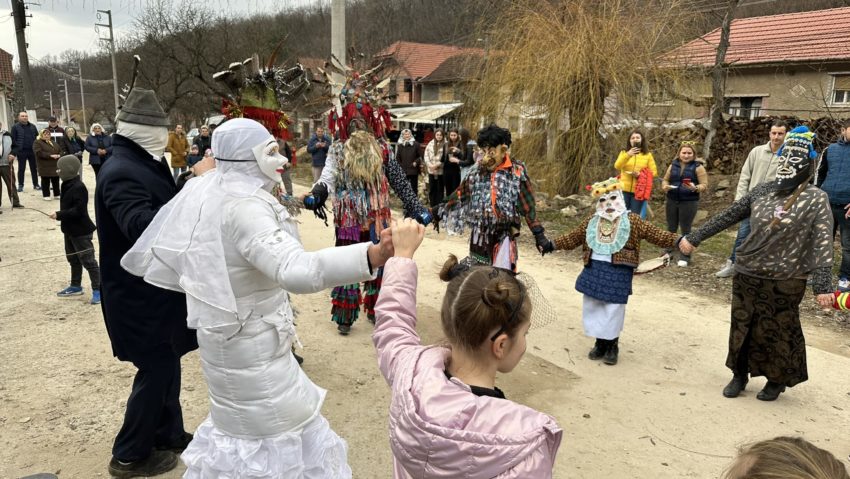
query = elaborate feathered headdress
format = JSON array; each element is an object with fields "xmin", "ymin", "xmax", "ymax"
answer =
[{"xmin": 325, "ymin": 47, "xmax": 395, "ymax": 141}]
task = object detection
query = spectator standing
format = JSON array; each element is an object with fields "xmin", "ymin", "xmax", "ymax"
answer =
[
  {"xmin": 715, "ymin": 121, "xmax": 786, "ymax": 278},
  {"xmin": 424, "ymin": 128, "xmax": 447, "ymax": 207},
  {"xmin": 50, "ymin": 156, "xmax": 101, "ymax": 304},
  {"xmin": 815, "ymin": 118, "xmax": 850, "ymax": 291},
  {"xmin": 33, "ymin": 128, "xmax": 61, "ymax": 200},
  {"xmin": 0, "ymin": 122, "xmax": 22, "ymax": 209},
  {"xmin": 63, "ymin": 127, "xmax": 85, "ymax": 178},
  {"xmin": 192, "ymin": 124, "xmax": 212, "ymax": 155},
  {"xmin": 459, "ymin": 127, "xmax": 478, "ymax": 181},
  {"xmin": 661, "ymin": 141, "xmax": 708, "ymax": 267},
  {"xmin": 614, "ymin": 130, "xmax": 657, "ymax": 214},
  {"xmin": 11, "ymin": 111, "xmax": 39, "ymax": 191},
  {"xmin": 84, "ymin": 123, "xmax": 113, "ymax": 177},
  {"xmin": 95, "ymin": 88, "xmax": 197, "ymax": 478},
  {"xmin": 166, "ymin": 124, "xmax": 190, "ymax": 181},
  {"xmin": 443, "ymin": 127, "xmax": 463, "ymax": 197},
  {"xmin": 307, "ymin": 126, "xmax": 331, "ymax": 183},
  {"xmin": 45, "ymin": 116, "xmax": 70, "ymax": 156},
  {"xmin": 395, "ymin": 128, "xmax": 422, "ymax": 194},
  {"xmin": 277, "ymin": 137, "xmax": 295, "ymax": 196}
]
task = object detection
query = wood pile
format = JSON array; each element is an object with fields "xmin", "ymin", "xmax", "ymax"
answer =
[{"xmin": 607, "ymin": 116, "xmax": 847, "ymax": 175}]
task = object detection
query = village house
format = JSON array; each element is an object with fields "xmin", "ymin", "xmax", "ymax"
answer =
[
  {"xmin": 0, "ymin": 48, "xmax": 15, "ymax": 127},
  {"xmin": 646, "ymin": 6, "xmax": 850, "ymax": 122}
]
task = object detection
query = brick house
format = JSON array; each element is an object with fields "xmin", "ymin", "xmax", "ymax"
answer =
[
  {"xmin": 648, "ymin": 7, "xmax": 850, "ymax": 121},
  {"xmin": 0, "ymin": 48, "xmax": 14, "ymax": 127}
]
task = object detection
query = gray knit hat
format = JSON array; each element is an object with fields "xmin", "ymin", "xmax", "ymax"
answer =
[
  {"xmin": 116, "ymin": 88, "xmax": 169, "ymax": 127},
  {"xmin": 57, "ymin": 155, "xmax": 80, "ymax": 180}
]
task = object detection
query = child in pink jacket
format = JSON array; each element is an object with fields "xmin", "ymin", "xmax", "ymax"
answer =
[{"xmin": 373, "ymin": 218, "xmax": 563, "ymax": 478}]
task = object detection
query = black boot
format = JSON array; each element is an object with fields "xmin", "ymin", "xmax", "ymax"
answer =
[
  {"xmin": 602, "ymin": 338, "xmax": 619, "ymax": 365},
  {"xmin": 588, "ymin": 338, "xmax": 607, "ymax": 360},
  {"xmin": 108, "ymin": 450, "xmax": 177, "ymax": 479},
  {"xmin": 722, "ymin": 374, "xmax": 748, "ymax": 398},
  {"xmin": 756, "ymin": 381, "xmax": 786, "ymax": 401}
]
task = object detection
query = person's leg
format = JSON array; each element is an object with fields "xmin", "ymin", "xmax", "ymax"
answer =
[
  {"xmin": 730, "ymin": 218, "xmax": 751, "ymax": 263},
  {"xmin": 312, "ymin": 166, "xmax": 323, "ymax": 183},
  {"xmin": 0, "ymin": 165, "xmax": 6, "ymax": 206},
  {"xmin": 16, "ymin": 155, "xmax": 25, "ymax": 189},
  {"xmin": 72, "ymin": 235, "xmax": 100, "ymax": 290},
  {"xmin": 407, "ymin": 174, "xmax": 418, "ymax": 196},
  {"xmin": 41, "ymin": 176, "xmax": 51, "ymax": 198},
  {"xmin": 622, "ymin": 191, "xmax": 634, "ymax": 211},
  {"xmin": 51, "ymin": 177, "xmax": 60, "ymax": 198},
  {"xmin": 665, "ymin": 199, "xmax": 679, "ymax": 234},
  {"xmin": 92, "ymin": 163, "xmax": 101, "ymax": 177},
  {"xmin": 831, "ymin": 204, "xmax": 850, "ymax": 283},
  {"xmin": 639, "ymin": 201, "xmax": 648, "ymax": 219},
  {"xmin": 629, "ymin": 198, "xmax": 645, "ymax": 215},
  {"xmin": 152, "ymin": 356, "xmax": 187, "ymax": 449},
  {"xmin": 678, "ymin": 201, "xmax": 699, "ymax": 263},
  {"xmin": 281, "ymin": 168, "xmax": 293, "ymax": 196},
  {"xmin": 66, "ymin": 235, "xmax": 83, "ymax": 288},
  {"xmin": 724, "ymin": 273, "xmax": 752, "ymax": 397},
  {"xmin": 112, "ymin": 350, "xmax": 181, "ymax": 462},
  {"xmin": 27, "ymin": 153, "xmax": 39, "ymax": 188}
]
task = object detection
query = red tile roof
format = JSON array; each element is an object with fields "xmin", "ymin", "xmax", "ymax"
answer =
[
  {"xmin": 0, "ymin": 48, "xmax": 14, "ymax": 88},
  {"xmin": 375, "ymin": 41, "xmax": 484, "ymax": 79},
  {"xmin": 665, "ymin": 7, "xmax": 850, "ymax": 67}
]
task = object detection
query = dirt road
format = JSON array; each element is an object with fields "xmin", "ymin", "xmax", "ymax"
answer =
[{"xmin": 1, "ymin": 173, "xmax": 848, "ymax": 478}]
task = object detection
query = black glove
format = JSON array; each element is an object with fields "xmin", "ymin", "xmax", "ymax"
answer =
[
  {"xmin": 532, "ymin": 226, "xmax": 553, "ymax": 256},
  {"xmin": 304, "ymin": 183, "xmax": 329, "ymax": 226}
]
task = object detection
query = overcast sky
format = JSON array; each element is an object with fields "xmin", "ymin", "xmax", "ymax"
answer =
[{"xmin": 0, "ymin": 0, "xmax": 320, "ymax": 66}]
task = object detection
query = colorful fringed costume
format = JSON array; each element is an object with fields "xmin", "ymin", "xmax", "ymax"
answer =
[{"xmin": 438, "ymin": 125, "xmax": 550, "ymax": 272}]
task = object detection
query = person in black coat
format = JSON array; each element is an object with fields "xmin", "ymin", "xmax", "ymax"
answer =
[
  {"xmin": 95, "ymin": 88, "xmax": 197, "ymax": 478},
  {"xmin": 394, "ymin": 128, "xmax": 422, "ymax": 195},
  {"xmin": 10, "ymin": 111, "xmax": 39, "ymax": 190},
  {"xmin": 50, "ymin": 156, "xmax": 100, "ymax": 303}
]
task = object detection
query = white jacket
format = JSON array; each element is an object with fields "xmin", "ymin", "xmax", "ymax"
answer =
[{"xmin": 424, "ymin": 139, "xmax": 445, "ymax": 175}]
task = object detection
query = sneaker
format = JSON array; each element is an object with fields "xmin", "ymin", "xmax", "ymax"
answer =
[
  {"xmin": 16, "ymin": 185, "xmax": 23, "ymax": 192},
  {"xmin": 57, "ymin": 286, "xmax": 83, "ymax": 297},
  {"xmin": 42, "ymin": 196, "xmax": 52, "ymax": 201},
  {"xmin": 107, "ymin": 450, "xmax": 177, "ymax": 479},
  {"xmin": 677, "ymin": 260, "xmax": 688, "ymax": 267},
  {"xmin": 839, "ymin": 278, "xmax": 850, "ymax": 292},
  {"xmin": 91, "ymin": 289, "xmax": 101, "ymax": 304},
  {"xmin": 53, "ymin": 195, "xmax": 60, "ymax": 200},
  {"xmin": 715, "ymin": 259, "xmax": 735, "ymax": 278},
  {"xmin": 33, "ymin": 184, "xmax": 40, "ymax": 190}
]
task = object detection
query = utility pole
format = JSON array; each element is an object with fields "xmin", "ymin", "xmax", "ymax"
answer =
[
  {"xmin": 44, "ymin": 90, "xmax": 53, "ymax": 115},
  {"xmin": 78, "ymin": 62, "xmax": 87, "ymax": 132},
  {"xmin": 12, "ymin": 0, "xmax": 33, "ymax": 108},
  {"xmin": 96, "ymin": 9, "xmax": 119, "ymax": 115},
  {"xmin": 331, "ymin": 0, "xmax": 346, "ymax": 115},
  {"xmin": 58, "ymin": 79, "xmax": 70, "ymax": 125}
]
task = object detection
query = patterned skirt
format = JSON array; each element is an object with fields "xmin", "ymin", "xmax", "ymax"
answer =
[
  {"xmin": 729, "ymin": 273, "xmax": 808, "ymax": 387},
  {"xmin": 330, "ymin": 225, "xmax": 383, "ymax": 326},
  {"xmin": 575, "ymin": 259, "xmax": 634, "ymax": 304}
]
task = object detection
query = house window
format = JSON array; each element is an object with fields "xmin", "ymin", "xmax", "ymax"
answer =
[
  {"xmin": 403, "ymin": 79, "xmax": 413, "ymax": 93},
  {"xmin": 832, "ymin": 75, "xmax": 850, "ymax": 104},
  {"xmin": 725, "ymin": 97, "xmax": 762, "ymax": 119}
]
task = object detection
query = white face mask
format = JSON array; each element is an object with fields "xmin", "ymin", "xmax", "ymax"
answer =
[
  {"xmin": 251, "ymin": 139, "xmax": 289, "ymax": 183},
  {"xmin": 595, "ymin": 190, "xmax": 627, "ymax": 221}
]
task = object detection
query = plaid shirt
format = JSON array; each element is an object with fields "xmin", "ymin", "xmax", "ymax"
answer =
[{"xmin": 443, "ymin": 155, "xmax": 540, "ymax": 231}]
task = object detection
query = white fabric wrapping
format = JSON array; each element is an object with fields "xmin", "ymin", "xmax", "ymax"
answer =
[
  {"xmin": 115, "ymin": 121, "xmax": 168, "ymax": 158},
  {"xmin": 581, "ymin": 295, "xmax": 626, "ymax": 340},
  {"xmin": 182, "ymin": 415, "xmax": 352, "ymax": 479}
]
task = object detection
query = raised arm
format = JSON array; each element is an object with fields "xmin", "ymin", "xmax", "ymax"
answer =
[
  {"xmin": 687, "ymin": 182, "xmax": 771, "ymax": 246},
  {"xmin": 553, "ymin": 216, "xmax": 592, "ymax": 252},
  {"xmin": 372, "ymin": 257, "xmax": 423, "ymax": 385},
  {"xmin": 225, "ymin": 197, "xmax": 376, "ymax": 294},
  {"xmin": 383, "ymin": 155, "xmax": 429, "ymax": 220}
]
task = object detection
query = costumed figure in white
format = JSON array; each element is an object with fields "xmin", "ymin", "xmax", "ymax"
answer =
[
  {"xmin": 544, "ymin": 178, "xmax": 680, "ymax": 365},
  {"xmin": 122, "ymin": 118, "xmax": 392, "ymax": 478}
]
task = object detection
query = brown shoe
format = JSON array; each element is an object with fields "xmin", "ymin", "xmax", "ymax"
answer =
[{"xmin": 108, "ymin": 450, "xmax": 177, "ymax": 478}]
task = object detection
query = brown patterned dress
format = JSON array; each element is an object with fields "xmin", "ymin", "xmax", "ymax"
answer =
[{"xmin": 687, "ymin": 182, "xmax": 833, "ymax": 386}]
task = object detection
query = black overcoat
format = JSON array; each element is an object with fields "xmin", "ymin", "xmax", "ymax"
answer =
[{"xmin": 94, "ymin": 134, "xmax": 197, "ymax": 362}]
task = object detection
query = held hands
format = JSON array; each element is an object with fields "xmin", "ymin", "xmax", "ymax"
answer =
[
  {"xmin": 679, "ymin": 237, "xmax": 695, "ymax": 255},
  {"xmin": 367, "ymin": 228, "xmax": 395, "ymax": 268},
  {"xmin": 532, "ymin": 227, "xmax": 554, "ymax": 256},
  {"xmin": 391, "ymin": 218, "xmax": 425, "ymax": 258},
  {"xmin": 816, "ymin": 293, "xmax": 834, "ymax": 309}
]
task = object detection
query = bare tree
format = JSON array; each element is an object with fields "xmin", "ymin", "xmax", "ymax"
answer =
[{"xmin": 703, "ymin": 0, "xmax": 740, "ymax": 162}]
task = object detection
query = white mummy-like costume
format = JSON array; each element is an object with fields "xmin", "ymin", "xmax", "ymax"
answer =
[{"xmin": 122, "ymin": 119, "xmax": 374, "ymax": 478}]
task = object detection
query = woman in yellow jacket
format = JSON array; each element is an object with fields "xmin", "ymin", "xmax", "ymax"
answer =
[{"xmin": 614, "ymin": 130, "xmax": 657, "ymax": 215}]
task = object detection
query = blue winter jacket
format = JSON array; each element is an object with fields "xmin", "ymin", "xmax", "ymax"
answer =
[{"xmin": 817, "ymin": 138, "xmax": 850, "ymax": 205}]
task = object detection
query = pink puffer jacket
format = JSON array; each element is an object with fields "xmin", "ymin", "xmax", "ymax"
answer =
[{"xmin": 373, "ymin": 258, "xmax": 563, "ymax": 478}]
